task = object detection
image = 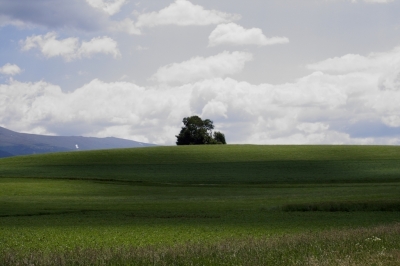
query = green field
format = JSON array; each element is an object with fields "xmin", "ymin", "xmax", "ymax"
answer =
[{"xmin": 1, "ymin": 145, "xmax": 400, "ymax": 265}]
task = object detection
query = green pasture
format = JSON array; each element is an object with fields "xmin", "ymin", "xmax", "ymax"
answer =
[
  {"xmin": 1, "ymin": 145, "xmax": 400, "ymax": 184},
  {"xmin": 0, "ymin": 145, "xmax": 399, "ymax": 265}
]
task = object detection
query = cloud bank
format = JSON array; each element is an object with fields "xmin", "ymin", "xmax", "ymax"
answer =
[{"xmin": 2, "ymin": 44, "xmax": 400, "ymax": 145}]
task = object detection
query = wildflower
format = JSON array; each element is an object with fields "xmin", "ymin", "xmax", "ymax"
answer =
[{"xmin": 365, "ymin": 236, "xmax": 381, "ymax": 242}]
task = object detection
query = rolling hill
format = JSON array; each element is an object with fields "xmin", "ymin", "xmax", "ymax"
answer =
[
  {"xmin": 1, "ymin": 145, "xmax": 400, "ymax": 184},
  {"xmin": 1, "ymin": 145, "xmax": 400, "ymax": 265},
  {"xmin": 0, "ymin": 126, "xmax": 154, "ymax": 158}
]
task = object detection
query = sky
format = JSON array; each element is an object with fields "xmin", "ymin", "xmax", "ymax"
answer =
[{"xmin": 1, "ymin": 0, "xmax": 400, "ymax": 145}]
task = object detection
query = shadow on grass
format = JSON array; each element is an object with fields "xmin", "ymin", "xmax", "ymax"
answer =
[{"xmin": 282, "ymin": 200, "xmax": 400, "ymax": 212}]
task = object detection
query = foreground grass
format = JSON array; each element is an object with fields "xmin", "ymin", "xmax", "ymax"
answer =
[
  {"xmin": 1, "ymin": 179, "xmax": 399, "ymax": 265},
  {"xmin": 0, "ymin": 145, "xmax": 399, "ymax": 264},
  {"xmin": 2, "ymin": 223, "xmax": 400, "ymax": 266}
]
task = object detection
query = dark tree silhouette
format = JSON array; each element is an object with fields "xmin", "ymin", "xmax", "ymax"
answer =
[
  {"xmin": 176, "ymin": 116, "xmax": 226, "ymax": 145},
  {"xmin": 213, "ymin": 131, "xmax": 226, "ymax": 144}
]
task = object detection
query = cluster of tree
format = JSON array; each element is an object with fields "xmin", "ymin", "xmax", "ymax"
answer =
[{"xmin": 176, "ymin": 116, "xmax": 226, "ymax": 145}]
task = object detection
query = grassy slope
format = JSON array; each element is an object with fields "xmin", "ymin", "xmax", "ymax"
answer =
[
  {"xmin": 0, "ymin": 145, "xmax": 399, "ymax": 264},
  {"xmin": 1, "ymin": 145, "xmax": 400, "ymax": 184}
]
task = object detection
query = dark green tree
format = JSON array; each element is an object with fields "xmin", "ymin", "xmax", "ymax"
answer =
[
  {"xmin": 213, "ymin": 131, "xmax": 226, "ymax": 144},
  {"xmin": 176, "ymin": 116, "xmax": 227, "ymax": 145}
]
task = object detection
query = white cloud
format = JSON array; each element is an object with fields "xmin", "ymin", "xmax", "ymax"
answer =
[
  {"xmin": 208, "ymin": 23, "xmax": 289, "ymax": 47},
  {"xmin": 78, "ymin": 37, "xmax": 121, "ymax": 58},
  {"xmin": 85, "ymin": 0, "xmax": 127, "ymax": 15},
  {"xmin": 21, "ymin": 33, "xmax": 79, "ymax": 59},
  {"xmin": 307, "ymin": 47, "xmax": 400, "ymax": 73},
  {"xmin": 112, "ymin": 18, "xmax": 141, "ymax": 35},
  {"xmin": 201, "ymin": 100, "xmax": 228, "ymax": 119},
  {"xmin": 304, "ymin": 45, "xmax": 400, "ymax": 130},
  {"xmin": 136, "ymin": 0, "xmax": 241, "ymax": 28},
  {"xmin": 20, "ymin": 32, "xmax": 120, "ymax": 61},
  {"xmin": 0, "ymin": 63, "xmax": 22, "ymax": 76},
  {"xmin": 152, "ymin": 51, "xmax": 253, "ymax": 84},
  {"xmin": 308, "ymin": 54, "xmax": 372, "ymax": 73}
]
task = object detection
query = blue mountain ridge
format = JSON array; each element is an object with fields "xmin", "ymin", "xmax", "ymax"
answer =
[{"xmin": 0, "ymin": 126, "xmax": 154, "ymax": 158}]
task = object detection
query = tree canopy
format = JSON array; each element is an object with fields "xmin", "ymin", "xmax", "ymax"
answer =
[{"xmin": 176, "ymin": 116, "xmax": 226, "ymax": 145}]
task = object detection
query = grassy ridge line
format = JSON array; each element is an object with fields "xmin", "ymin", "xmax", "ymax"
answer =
[
  {"xmin": 1, "ymin": 145, "xmax": 400, "ymax": 184},
  {"xmin": 1, "ymin": 145, "xmax": 400, "ymax": 165}
]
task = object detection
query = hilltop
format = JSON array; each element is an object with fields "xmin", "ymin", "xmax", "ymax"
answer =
[{"xmin": 1, "ymin": 145, "xmax": 400, "ymax": 184}]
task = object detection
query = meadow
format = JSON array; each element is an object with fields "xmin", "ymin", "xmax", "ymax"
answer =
[{"xmin": 0, "ymin": 145, "xmax": 399, "ymax": 265}]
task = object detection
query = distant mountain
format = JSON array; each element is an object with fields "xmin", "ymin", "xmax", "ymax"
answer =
[
  {"xmin": 0, "ymin": 126, "xmax": 155, "ymax": 158},
  {"xmin": 0, "ymin": 149, "xmax": 13, "ymax": 158}
]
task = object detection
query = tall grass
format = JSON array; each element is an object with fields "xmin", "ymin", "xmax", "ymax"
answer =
[{"xmin": 2, "ymin": 223, "xmax": 400, "ymax": 266}]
